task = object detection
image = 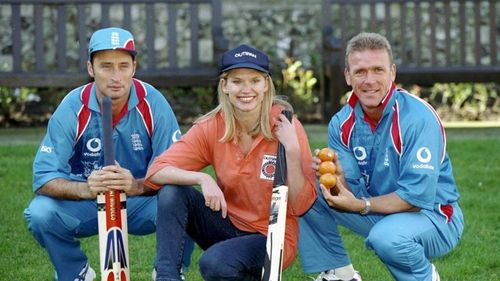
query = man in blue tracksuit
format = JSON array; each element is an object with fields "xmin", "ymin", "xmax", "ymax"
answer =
[
  {"xmin": 299, "ymin": 32, "xmax": 464, "ymax": 281},
  {"xmin": 24, "ymin": 27, "xmax": 192, "ymax": 281}
]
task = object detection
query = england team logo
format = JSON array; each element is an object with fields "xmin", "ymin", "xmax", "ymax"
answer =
[
  {"xmin": 111, "ymin": 32, "xmax": 120, "ymax": 47},
  {"xmin": 131, "ymin": 134, "xmax": 144, "ymax": 151}
]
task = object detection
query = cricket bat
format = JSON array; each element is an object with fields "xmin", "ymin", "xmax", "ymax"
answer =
[
  {"xmin": 262, "ymin": 110, "xmax": 293, "ymax": 281},
  {"xmin": 97, "ymin": 96, "xmax": 130, "ymax": 281}
]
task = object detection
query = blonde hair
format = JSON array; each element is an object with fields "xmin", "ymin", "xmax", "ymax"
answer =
[
  {"xmin": 345, "ymin": 32, "xmax": 394, "ymax": 70},
  {"xmin": 195, "ymin": 72, "xmax": 292, "ymax": 142}
]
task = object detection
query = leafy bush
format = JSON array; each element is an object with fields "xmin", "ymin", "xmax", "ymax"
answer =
[
  {"xmin": 1, "ymin": 81, "xmax": 498, "ymax": 127},
  {"xmin": 422, "ymin": 83, "xmax": 498, "ymax": 121},
  {"xmin": 276, "ymin": 57, "xmax": 321, "ymax": 122}
]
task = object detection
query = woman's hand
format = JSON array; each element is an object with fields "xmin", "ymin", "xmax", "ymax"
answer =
[
  {"xmin": 199, "ymin": 174, "xmax": 228, "ymax": 218},
  {"xmin": 274, "ymin": 113, "xmax": 300, "ymax": 153}
]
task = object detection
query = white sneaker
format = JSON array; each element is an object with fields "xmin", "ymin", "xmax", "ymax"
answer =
[
  {"xmin": 312, "ymin": 269, "xmax": 362, "ymax": 281},
  {"xmin": 74, "ymin": 263, "xmax": 96, "ymax": 281},
  {"xmin": 431, "ymin": 264, "xmax": 440, "ymax": 281},
  {"xmin": 152, "ymin": 267, "xmax": 185, "ymax": 281}
]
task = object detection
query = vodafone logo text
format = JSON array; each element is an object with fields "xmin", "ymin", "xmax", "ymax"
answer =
[
  {"xmin": 413, "ymin": 147, "xmax": 434, "ymax": 170},
  {"xmin": 84, "ymin": 138, "xmax": 101, "ymax": 157},
  {"xmin": 353, "ymin": 146, "xmax": 367, "ymax": 165}
]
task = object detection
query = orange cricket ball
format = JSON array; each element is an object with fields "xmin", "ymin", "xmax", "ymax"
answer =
[
  {"xmin": 319, "ymin": 173, "xmax": 337, "ymax": 189},
  {"xmin": 318, "ymin": 161, "xmax": 336, "ymax": 175},
  {"xmin": 318, "ymin": 147, "xmax": 336, "ymax": 162}
]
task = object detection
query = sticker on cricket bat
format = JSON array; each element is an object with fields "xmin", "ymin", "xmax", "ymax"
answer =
[
  {"xmin": 262, "ymin": 110, "xmax": 292, "ymax": 281},
  {"xmin": 97, "ymin": 96, "xmax": 130, "ymax": 281}
]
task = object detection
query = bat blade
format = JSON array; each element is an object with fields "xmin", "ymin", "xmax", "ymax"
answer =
[
  {"xmin": 97, "ymin": 96, "xmax": 130, "ymax": 281},
  {"xmin": 262, "ymin": 110, "xmax": 293, "ymax": 281},
  {"xmin": 262, "ymin": 185, "xmax": 288, "ymax": 281}
]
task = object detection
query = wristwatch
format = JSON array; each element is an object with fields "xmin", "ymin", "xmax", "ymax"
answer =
[{"xmin": 359, "ymin": 197, "xmax": 371, "ymax": 215}]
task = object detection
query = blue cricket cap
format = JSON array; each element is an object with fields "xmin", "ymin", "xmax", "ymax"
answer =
[
  {"xmin": 219, "ymin": 44, "xmax": 269, "ymax": 74},
  {"xmin": 88, "ymin": 27, "xmax": 137, "ymax": 58}
]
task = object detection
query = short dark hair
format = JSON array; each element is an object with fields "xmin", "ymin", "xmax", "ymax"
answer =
[{"xmin": 89, "ymin": 51, "xmax": 136, "ymax": 64}]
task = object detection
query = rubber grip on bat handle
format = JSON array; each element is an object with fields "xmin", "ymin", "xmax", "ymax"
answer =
[
  {"xmin": 101, "ymin": 96, "xmax": 115, "ymax": 166},
  {"xmin": 274, "ymin": 110, "xmax": 293, "ymax": 187}
]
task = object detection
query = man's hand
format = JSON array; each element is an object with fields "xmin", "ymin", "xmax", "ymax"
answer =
[
  {"xmin": 88, "ymin": 162, "xmax": 143, "ymax": 196},
  {"xmin": 320, "ymin": 178, "xmax": 365, "ymax": 212},
  {"xmin": 313, "ymin": 148, "xmax": 349, "ymax": 192}
]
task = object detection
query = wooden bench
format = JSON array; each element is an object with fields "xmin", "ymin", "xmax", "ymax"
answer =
[
  {"xmin": 0, "ymin": 0, "xmax": 227, "ymax": 88},
  {"xmin": 321, "ymin": 0, "xmax": 500, "ymax": 118}
]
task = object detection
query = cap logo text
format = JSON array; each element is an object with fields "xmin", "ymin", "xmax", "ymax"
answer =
[{"xmin": 234, "ymin": 51, "xmax": 257, "ymax": 59}]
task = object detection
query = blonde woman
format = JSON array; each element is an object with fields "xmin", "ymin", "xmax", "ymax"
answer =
[{"xmin": 145, "ymin": 44, "xmax": 316, "ymax": 281}]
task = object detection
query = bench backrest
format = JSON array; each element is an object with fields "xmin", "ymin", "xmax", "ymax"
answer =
[
  {"xmin": 321, "ymin": 0, "xmax": 499, "ymax": 116},
  {"xmin": 0, "ymin": 0, "xmax": 227, "ymax": 88}
]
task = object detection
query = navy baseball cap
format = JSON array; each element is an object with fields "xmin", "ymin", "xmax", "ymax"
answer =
[
  {"xmin": 219, "ymin": 44, "xmax": 269, "ymax": 74},
  {"xmin": 88, "ymin": 27, "xmax": 137, "ymax": 58}
]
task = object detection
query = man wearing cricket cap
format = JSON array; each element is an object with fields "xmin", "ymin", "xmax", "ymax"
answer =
[{"xmin": 24, "ymin": 27, "xmax": 193, "ymax": 281}]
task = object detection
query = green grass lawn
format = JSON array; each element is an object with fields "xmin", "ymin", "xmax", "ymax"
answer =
[{"xmin": 0, "ymin": 126, "xmax": 499, "ymax": 280}]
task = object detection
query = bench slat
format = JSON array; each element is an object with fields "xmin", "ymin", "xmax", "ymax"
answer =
[
  {"xmin": 57, "ymin": 5, "xmax": 67, "ymax": 72},
  {"xmin": 190, "ymin": 4, "xmax": 199, "ymax": 67},
  {"xmin": 12, "ymin": 4, "xmax": 22, "ymax": 72},
  {"xmin": 414, "ymin": 2, "xmax": 421, "ymax": 65},
  {"xmin": 459, "ymin": 1, "xmax": 466, "ymax": 65},
  {"xmin": 430, "ymin": 1, "xmax": 436, "ymax": 66},
  {"xmin": 490, "ymin": 0, "xmax": 497, "ymax": 65},
  {"xmin": 146, "ymin": 3, "xmax": 156, "ymax": 70},
  {"xmin": 77, "ymin": 5, "xmax": 87, "ymax": 70},
  {"xmin": 101, "ymin": 3, "xmax": 110, "ymax": 27},
  {"xmin": 122, "ymin": 4, "xmax": 132, "ymax": 30},
  {"xmin": 474, "ymin": 1, "xmax": 481, "ymax": 65},
  {"xmin": 35, "ymin": 5, "xmax": 45, "ymax": 71},
  {"xmin": 168, "ymin": 4, "xmax": 178, "ymax": 68},
  {"xmin": 444, "ymin": 1, "xmax": 451, "ymax": 65}
]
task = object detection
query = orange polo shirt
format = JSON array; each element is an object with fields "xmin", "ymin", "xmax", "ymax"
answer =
[{"xmin": 145, "ymin": 105, "xmax": 316, "ymax": 269}]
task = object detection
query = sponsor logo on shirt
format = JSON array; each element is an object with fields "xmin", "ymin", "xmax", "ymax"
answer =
[
  {"xmin": 84, "ymin": 138, "xmax": 101, "ymax": 157},
  {"xmin": 260, "ymin": 154, "xmax": 276, "ymax": 181},
  {"xmin": 82, "ymin": 160, "xmax": 101, "ymax": 178},
  {"xmin": 353, "ymin": 146, "xmax": 367, "ymax": 165},
  {"xmin": 361, "ymin": 170, "xmax": 370, "ymax": 188},
  {"xmin": 383, "ymin": 148, "xmax": 390, "ymax": 167},
  {"xmin": 413, "ymin": 147, "xmax": 434, "ymax": 170},
  {"xmin": 40, "ymin": 145, "xmax": 53, "ymax": 153},
  {"xmin": 172, "ymin": 129, "xmax": 181, "ymax": 143},
  {"xmin": 131, "ymin": 133, "xmax": 144, "ymax": 151}
]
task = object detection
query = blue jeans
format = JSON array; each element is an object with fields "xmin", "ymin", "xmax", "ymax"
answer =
[
  {"xmin": 24, "ymin": 194, "xmax": 193, "ymax": 281},
  {"xmin": 156, "ymin": 185, "xmax": 267, "ymax": 281}
]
